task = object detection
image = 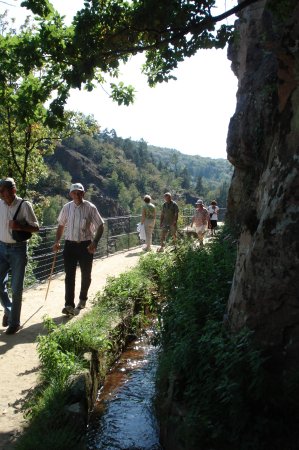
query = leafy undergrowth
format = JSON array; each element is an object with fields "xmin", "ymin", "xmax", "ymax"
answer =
[
  {"xmin": 139, "ymin": 228, "xmax": 299, "ymax": 450},
  {"xmin": 16, "ymin": 228, "xmax": 299, "ymax": 450},
  {"xmin": 15, "ymin": 267, "xmax": 156, "ymax": 450}
]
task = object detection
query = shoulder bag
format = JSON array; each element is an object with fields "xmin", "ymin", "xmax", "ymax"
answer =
[{"xmin": 12, "ymin": 200, "xmax": 32, "ymax": 242}]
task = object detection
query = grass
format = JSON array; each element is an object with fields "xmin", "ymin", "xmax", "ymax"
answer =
[{"xmin": 15, "ymin": 265, "xmax": 158, "ymax": 450}]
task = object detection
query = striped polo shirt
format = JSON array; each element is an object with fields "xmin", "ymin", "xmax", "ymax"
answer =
[{"xmin": 57, "ymin": 200, "xmax": 104, "ymax": 242}]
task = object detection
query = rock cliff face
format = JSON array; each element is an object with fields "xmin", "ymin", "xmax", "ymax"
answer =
[
  {"xmin": 226, "ymin": 0, "xmax": 299, "ymax": 370},
  {"xmin": 50, "ymin": 144, "xmax": 126, "ymax": 217}
]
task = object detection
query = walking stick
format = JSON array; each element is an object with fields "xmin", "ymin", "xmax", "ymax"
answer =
[
  {"xmin": 45, "ymin": 251, "xmax": 57, "ymax": 302},
  {"xmin": 23, "ymin": 251, "xmax": 57, "ymax": 326}
]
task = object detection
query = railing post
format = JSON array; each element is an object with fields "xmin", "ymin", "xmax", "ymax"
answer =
[
  {"xmin": 128, "ymin": 215, "xmax": 131, "ymax": 250},
  {"xmin": 106, "ymin": 219, "xmax": 109, "ymax": 257}
]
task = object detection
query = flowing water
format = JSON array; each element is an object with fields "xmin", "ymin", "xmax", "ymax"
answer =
[{"xmin": 87, "ymin": 329, "xmax": 163, "ymax": 450}]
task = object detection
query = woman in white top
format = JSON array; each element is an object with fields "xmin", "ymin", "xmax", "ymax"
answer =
[
  {"xmin": 207, "ymin": 200, "xmax": 219, "ymax": 236},
  {"xmin": 141, "ymin": 195, "xmax": 156, "ymax": 251}
]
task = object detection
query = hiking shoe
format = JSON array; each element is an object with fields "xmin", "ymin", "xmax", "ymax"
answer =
[
  {"xmin": 5, "ymin": 325, "xmax": 21, "ymax": 335},
  {"xmin": 75, "ymin": 301, "xmax": 86, "ymax": 310},
  {"xmin": 2, "ymin": 314, "xmax": 8, "ymax": 327},
  {"xmin": 62, "ymin": 306, "xmax": 75, "ymax": 316}
]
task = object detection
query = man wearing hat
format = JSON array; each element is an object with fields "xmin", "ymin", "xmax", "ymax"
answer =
[
  {"xmin": 157, "ymin": 192, "xmax": 179, "ymax": 252},
  {"xmin": 191, "ymin": 199, "xmax": 210, "ymax": 246},
  {"xmin": 52, "ymin": 182, "xmax": 104, "ymax": 316},
  {"xmin": 0, "ymin": 177, "xmax": 39, "ymax": 334}
]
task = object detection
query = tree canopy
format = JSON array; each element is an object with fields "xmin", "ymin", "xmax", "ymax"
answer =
[
  {"xmin": 14, "ymin": 1, "xmax": 262, "ymax": 106},
  {"xmin": 0, "ymin": 12, "xmax": 101, "ymax": 195},
  {"xmin": 2, "ymin": 0, "xmax": 289, "ymax": 133},
  {"xmin": 1, "ymin": 0, "xmax": 285, "ymax": 194}
]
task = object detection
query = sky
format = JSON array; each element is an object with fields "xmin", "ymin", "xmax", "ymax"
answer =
[{"xmin": 1, "ymin": 0, "xmax": 238, "ymax": 159}]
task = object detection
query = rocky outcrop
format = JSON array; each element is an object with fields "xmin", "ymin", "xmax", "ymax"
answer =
[
  {"xmin": 226, "ymin": 1, "xmax": 299, "ymax": 371},
  {"xmin": 54, "ymin": 145, "xmax": 106, "ymax": 189},
  {"xmin": 50, "ymin": 144, "xmax": 127, "ymax": 217}
]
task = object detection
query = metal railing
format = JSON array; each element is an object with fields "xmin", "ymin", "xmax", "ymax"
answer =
[
  {"xmin": 30, "ymin": 215, "xmax": 141, "ymax": 284},
  {"xmin": 28, "ymin": 209, "xmax": 226, "ymax": 285}
]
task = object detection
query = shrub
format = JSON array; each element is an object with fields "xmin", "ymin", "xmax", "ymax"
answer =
[
  {"xmin": 150, "ymin": 230, "xmax": 299, "ymax": 450},
  {"xmin": 147, "ymin": 231, "xmax": 259, "ymax": 449}
]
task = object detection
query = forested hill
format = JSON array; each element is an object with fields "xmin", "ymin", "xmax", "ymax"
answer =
[
  {"xmin": 38, "ymin": 129, "xmax": 232, "ymax": 225},
  {"xmin": 148, "ymin": 144, "xmax": 232, "ymax": 183}
]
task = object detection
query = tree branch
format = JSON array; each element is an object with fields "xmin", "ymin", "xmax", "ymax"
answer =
[
  {"xmin": 210, "ymin": 0, "xmax": 261, "ymax": 24},
  {"xmin": 88, "ymin": 0, "xmax": 262, "ymax": 60}
]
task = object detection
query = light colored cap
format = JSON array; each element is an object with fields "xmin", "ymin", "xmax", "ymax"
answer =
[
  {"xmin": 70, "ymin": 182, "xmax": 84, "ymax": 193},
  {"xmin": 0, "ymin": 177, "xmax": 16, "ymax": 189},
  {"xmin": 196, "ymin": 199, "xmax": 203, "ymax": 205}
]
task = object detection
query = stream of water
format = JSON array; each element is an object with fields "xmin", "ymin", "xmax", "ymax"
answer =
[{"xmin": 87, "ymin": 329, "xmax": 163, "ymax": 450}]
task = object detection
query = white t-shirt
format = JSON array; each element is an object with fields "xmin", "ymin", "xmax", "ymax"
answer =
[
  {"xmin": 0, "ymin": 196, "xmax": 39, "ymax": 243},
  {"xmin": 208, "ymin": 205, "xmax": 219, "ymax": 221}
]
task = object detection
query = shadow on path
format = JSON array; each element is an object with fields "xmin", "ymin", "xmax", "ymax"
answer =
[
  {"xmin": 0, "ymin": 315, "xmax": 69, "ymax": 355},
  {"xmin": 0, "ymin": 246, "xmax": 144, "ymax": 450}
]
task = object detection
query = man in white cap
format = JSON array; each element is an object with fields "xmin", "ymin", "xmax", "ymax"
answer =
[
  {"xmin": 191, "ymin": 199, "xmax": 210, "ymax": 246},
  {"xmin": 52, "ymin": 182, "xmax": 104, "ymax": 316},
  {"xmin": 0, "ymin": 177, "xmax": 39, "ymax": 334}
]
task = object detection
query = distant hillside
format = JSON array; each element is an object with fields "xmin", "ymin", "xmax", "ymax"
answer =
[
  {"xmin": 148, "ymin": 144, "xmax": 232, "ymax": 185},
  {"xmin": 37, "ymin": 129, "xmax": 232, "ymax": 224},
  {"xmin": 98, "ymin": 130, "xmax": 233, "ymax": 200}
]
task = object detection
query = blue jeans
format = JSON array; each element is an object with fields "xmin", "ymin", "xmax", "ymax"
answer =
[{"xmin": 0, "ymin": 242, "xmax": 27, "ymax": 327}]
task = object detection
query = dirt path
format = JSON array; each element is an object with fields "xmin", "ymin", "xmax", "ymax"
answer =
[{"xmin": 0, "ymin": 246, "xmax": 146, "ymax": 450}]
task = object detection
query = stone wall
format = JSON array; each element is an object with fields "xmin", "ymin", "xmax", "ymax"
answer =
[
  {"xmin": 59, "ymin": 315, "xmax": 135, "ymax": 448},
  {"xmin": 226, "ymin": 0, "xmax": 299, "ymax": 371}
]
